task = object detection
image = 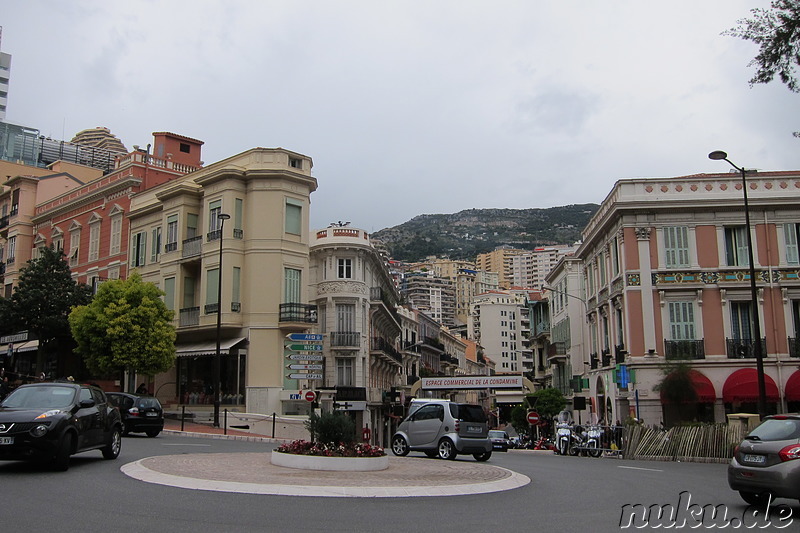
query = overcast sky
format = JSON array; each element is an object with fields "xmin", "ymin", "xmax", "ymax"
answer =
[{"xmin": 2, "ymin": 1, "xmax": 799, "ymax": 232}]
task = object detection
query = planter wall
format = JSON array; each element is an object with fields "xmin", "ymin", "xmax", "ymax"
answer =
[{"xmin": 271, "ymin": 451, "xmax": 389, "ymax": 472}]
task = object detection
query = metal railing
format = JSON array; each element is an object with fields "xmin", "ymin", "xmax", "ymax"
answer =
[
  {"xmin": 179, "ymin": 306, "xmax": 200, "ymax": 326},
  {"xmin": 331, "ymin": 331, "xmax": 360, "ymax": 347},
  {"xmin": 665, "ymin": 339, "xmax": 705, "ymax": 360},
  {"xmin": 182, "ymin": 236, "xmax": 202, "ymax": 258},
  {"xmin": 726, "ymin": 338, "xmax": 767, "ymax": 359},
  {"xmin": 278, "ymin": 303, "xmax": 318, "ymax": 323}
]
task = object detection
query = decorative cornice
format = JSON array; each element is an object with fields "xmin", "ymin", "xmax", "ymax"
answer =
[{"xmin": 317, "ymin": 280, "xmax": 368, "ymax": 295}]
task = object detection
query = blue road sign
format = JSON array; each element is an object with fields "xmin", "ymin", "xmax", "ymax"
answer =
[{"xmin": 286, "ymin": 333, "xmax": 324, "ymax": 342}]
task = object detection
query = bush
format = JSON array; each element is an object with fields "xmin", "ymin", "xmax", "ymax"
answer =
[{"xmin": 305, "ymin": 410, "xmax": 356, "ymax": 445}]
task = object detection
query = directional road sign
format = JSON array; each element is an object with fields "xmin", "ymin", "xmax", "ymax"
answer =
[
  {"xmin": 287, "ymin": 353, "xmax": 324, "ymax": 361},
  {"xmin": 287, "ymin": 373, "xmax": 323, "ymax": 380},
  {"xmin": 286, "ymin": 344, "xmax": 323, "ymax": 352},
  {"xmin": 286, "ymin": 333, "xmax": 324, "ymax": 342},
  {"xmin": 287, "ymin": 364, "xmax": 324, "ymax": 371}
]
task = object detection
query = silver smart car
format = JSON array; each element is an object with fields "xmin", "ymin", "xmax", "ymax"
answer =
[
  {"xmin": 391, "ymin": 400, "xmax": 492, "ymax": 461},
  {"xmin": 728, "ymin": 414, "xmax": 800, "ymax": 505}
]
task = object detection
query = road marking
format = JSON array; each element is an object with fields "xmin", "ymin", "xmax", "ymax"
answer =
[
  {"xmin": 161, "ymin": 443, "xmax": 212, "ymax": 447},
  {"xmin": 618, "ymin": 466, "xmax": 663, "ymax": 472}
]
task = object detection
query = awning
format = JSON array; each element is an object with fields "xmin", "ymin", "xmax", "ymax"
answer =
[
  {"xmin": 722, "ymin": 368, "xmax": 780, "ymax": 403},
  {"xmin": 785, "ymin": 371, "xmax": 800, "ymax": 402},
  {"xmin": 0, "ymin": 340, "xmax": 40, "ymax": 354},
  {"xmin": 176, "ymin": 337, "xmax": 247, "ymax": 358},
  {"xmin": 659, "ymin": 369, "xmax": 716, "ymax": 404}
]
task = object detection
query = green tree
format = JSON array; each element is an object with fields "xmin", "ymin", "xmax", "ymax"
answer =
[
  {"xmin": 69, "ymin": 272, "xmax": 176, "ymax": 386},
  {"xmin": 725, "ymin": 1, "xmax": 800, "ymax": 92},
  {"xmin": 4, "ymin": 247, "xmax": 92, "ymax": 374},
  {"xmin": 305, "ymin": 410, "xmax": 356, "ymax": 445},
  {"xmin": 526, "ymin": 387, "xmax": 567, "ymax": 420}
]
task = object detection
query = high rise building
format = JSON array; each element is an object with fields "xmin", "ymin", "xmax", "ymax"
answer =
[{"xmin": 0, "ymin": 27, "xmax": 11, "ymax": 121}]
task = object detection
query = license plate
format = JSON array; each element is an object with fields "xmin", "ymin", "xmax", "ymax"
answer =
[
  {"xmin": 744, "ymin": 454, "xmax": 765, "ymax": 464},
  {"xmin": 467, "ymin": 426, "xmax": 482, "ymax": 433},
  {"xmin": 0, "ymin": 436, "xmax": 14, "ymax": 445},
  {"xmin": 146, "ymin": 412, "xmax": 158, "ymax": 417}
]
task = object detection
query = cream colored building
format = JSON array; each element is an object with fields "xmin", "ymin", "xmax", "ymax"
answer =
[
  {"xmin": 308, "ymin": 224, "xmax": 403, "ymax": 446},
  {"xmin": 128, "ymin": 147, "xmax": 318, "ymax": 416}
]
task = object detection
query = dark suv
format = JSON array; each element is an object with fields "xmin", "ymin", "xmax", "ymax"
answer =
[
  {"xmin": 0, "ymin": 382, "xmax": 122, "ymax": 471},
  {"xmin": 106, "ymin": 392, "xmax": 164, "ymax": 437}
]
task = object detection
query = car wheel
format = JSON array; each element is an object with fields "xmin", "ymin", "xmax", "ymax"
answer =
[
  {"xmin": 438, "ymin": 438, "xmax": 457, "ymax": 460},
  {"xmin": 145, "ymin": 429, "xmax": 161, "ymax": 438},
  {"xmin": 739, "ymin": 491, "xmax": 771, "ymax": 506},
  {"xmin": 102, "ymin": 426, "xmax": 122, "ymax": 460},
  {"xmin": 52, "ymin": 432, "xmax": 73, "ymax": 472},
  {"xmin": 391, "ymin": 435, "xmax": 409, "ymax": 456},
  {"xmin": 473, "ymin": 451, "xmax": 492, "ymax": 462}
]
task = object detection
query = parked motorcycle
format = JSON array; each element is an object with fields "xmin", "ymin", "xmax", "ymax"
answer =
[
  {"xmin": 555, "ymin": 410, "xmax": 573, "ymax": 456},
  {"xmin": 532, "ymin": 436, "xmax": 556, "ymax": 451}
]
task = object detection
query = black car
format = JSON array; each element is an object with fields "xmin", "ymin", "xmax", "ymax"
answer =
[
  {"xmin": 106, "ymin": 392, "xmax": 164, "ymax": 437},
  {"xmin": 0, "ymin": 382, "xmax": 122, "ymax": 471}
]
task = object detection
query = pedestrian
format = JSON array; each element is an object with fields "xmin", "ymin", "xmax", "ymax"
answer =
[
  {"xmin": 0, "ymin": 376, "xmax": 9, "ymax": 401},
  {"xmin": 136, "ymin": 383, "xmax": 148, "ymax": 395}
]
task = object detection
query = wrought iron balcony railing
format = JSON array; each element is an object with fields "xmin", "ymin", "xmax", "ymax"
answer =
[
  {"xmin": 789, "ymin": 337, "xmax": 800, "ymax": 358},
  {"xmin": 278, "ymin": 303, "xmax": 318, "ymax": 323},
  {"xmin": 665, "ymin": 339, "xmax": 705, "ymax": 360},
  {"xmin": 331, "ymin": 331, "xmax": 360, "ymax": 347},
  {"xmin": 726, "ymin": 338, "xmax": 767, "ymax": 359}
]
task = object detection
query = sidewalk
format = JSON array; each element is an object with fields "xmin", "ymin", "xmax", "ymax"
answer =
[{"xmin": 162, "ymin": 417, "xmax": 287, "ymax": 442}]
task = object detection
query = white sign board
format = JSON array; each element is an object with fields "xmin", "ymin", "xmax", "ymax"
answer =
[{"xmin": 420, "ymin": 376, "xmax": 524, "ymax": 390}]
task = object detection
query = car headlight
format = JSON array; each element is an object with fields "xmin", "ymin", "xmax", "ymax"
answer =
[
  {"xmin": 35, "ymin": 410, "xmax": 64, "ymax": 419},
  {"xmin": 30, "ymin": 424, "xmax": 49, "ymax": 437}
]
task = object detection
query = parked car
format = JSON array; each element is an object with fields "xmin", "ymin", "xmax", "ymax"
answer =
[
  {"xmin": 0, "ymin": 382, "xmax": 122, "ymax": 471},
  {"xmin": 728, "ymin": 414, "xmax": 800, "ymax": 505},
  {"xmin": 106, "ymin": 392, "xmax": 164, "ymax": 437},
  {"xmin": 391, "ymin": 400, "xmax": 492, "ymax": 461},
  {"xmin": 489, "ymin": 430, "xmax": 511, "ymax": 452}
]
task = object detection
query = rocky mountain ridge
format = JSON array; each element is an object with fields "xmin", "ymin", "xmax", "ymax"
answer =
[{"xmin": 371, "ymin": 204, "xmax": 600, "ymax": 261}]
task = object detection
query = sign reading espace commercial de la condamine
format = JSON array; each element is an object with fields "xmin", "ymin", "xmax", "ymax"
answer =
[{"xmin": 420, "ymin": 376, "xmax": 523, "ymax": 390}]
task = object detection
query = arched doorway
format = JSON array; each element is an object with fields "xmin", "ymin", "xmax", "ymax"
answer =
[{"xmin": 595, "ymin": 377, "xmax": 607, "ymax": 423}]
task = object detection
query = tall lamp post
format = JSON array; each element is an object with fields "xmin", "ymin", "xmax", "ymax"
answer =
[
  {"xmin": 213, "ymin": 213, "xmax": 231, "ymax": 428},
  {"xmin": 708, "ymin": 150, "xmax": 767, "ymax": 419}
]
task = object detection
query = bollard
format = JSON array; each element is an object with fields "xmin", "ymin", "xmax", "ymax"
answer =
[
  {"xmin": 272, "ymin": 412, "xmax": 276, "ymax": 438},
  {"xmin": 224, "ymin": 409, "xmax": 228, "ymax": 435},
  {"xmin": 181, "ymin": 405, "xmax": 186, "ymax": 432}
]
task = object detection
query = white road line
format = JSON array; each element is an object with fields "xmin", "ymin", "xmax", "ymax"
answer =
[{"xmin": 618, "ymin": 465, "xmax": 663, "ymax": 472}]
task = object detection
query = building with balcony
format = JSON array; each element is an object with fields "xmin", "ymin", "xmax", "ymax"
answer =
[
  {"xmin": 400, "ymin": 271, "xmax": 457, "ymax": 327},
  {"xmin": 510, "ymin": 243, "xmax": 579, "ymax": 290},
  {"xmin": 129, "ymin": 147, "xmax": 317, "ymax": 416},
  {"xmin": 574, "ymin": 170, "xmax": 800, "ymax": 426},
  {"xmin": 0, "ymin": 30, "xmax": 10, "ymax": 121},
  {"xmin": 309, "ymin": 224, "xmax": 402, "ymax": 446},
  {"xmin": 476, "ymin": 245, "xmax": 526, "ymax": 289},
  {"xmin": 468, "ymin": 289, "xmax": 529, "ymax": 374}
]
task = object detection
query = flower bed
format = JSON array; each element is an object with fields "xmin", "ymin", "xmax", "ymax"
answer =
[
  {"xmin": 272, "ymin": 440, "xmax": 388, "ymax": 472},
  {"xmin": 275, "ymin": 440, "xmax": 386, "ymax": 458}
]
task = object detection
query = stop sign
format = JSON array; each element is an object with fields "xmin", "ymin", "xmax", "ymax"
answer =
[
  {"xmin": 526, "ymin": 411, "xmax": 540, "ymax": 425},
  {"xmin": 305, "ymin": 390, "xmax": 317, "ymax": 402}
]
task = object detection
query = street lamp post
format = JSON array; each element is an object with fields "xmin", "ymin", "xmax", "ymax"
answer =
[
  {"xmin": 213, "ymin": 212, "xmax": 231, "ymax": 428},
  {"xmin": 708, "ymin": 150, "xmax": 767, "ymax": 419}
]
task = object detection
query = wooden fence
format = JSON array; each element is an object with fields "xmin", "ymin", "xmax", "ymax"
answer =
[{"xmin": 623, "ymin": 424, "xmax": 745, "ymax": 463}]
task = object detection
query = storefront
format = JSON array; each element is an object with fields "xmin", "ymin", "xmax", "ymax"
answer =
[{"xmin": 175, "ymin": 338, "xmax": 247, "ymax": 406}]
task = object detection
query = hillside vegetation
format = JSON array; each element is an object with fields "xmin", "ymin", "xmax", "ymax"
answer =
[{"xmin": 372, "ymin": 204, "xmax": 599, "ymax": 261}]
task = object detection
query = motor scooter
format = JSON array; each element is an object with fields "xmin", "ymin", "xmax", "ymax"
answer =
[{"xmin": 554, "ymin": 410, "xmax": 573, "ymax": 456}]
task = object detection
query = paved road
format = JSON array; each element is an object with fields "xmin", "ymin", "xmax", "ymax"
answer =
[{"xmin": 1, "ymin": 433, "xmax": 797, "ymax": 532}]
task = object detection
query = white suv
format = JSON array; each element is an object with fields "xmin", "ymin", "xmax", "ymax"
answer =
[{"xmin": 391, "ymin": 400, "xmax": 492, "ymax": 461}]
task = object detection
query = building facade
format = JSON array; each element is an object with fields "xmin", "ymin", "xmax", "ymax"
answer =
[{"xmin": 573, "ymin": 170, "xmax": 800, "ymax": 426}]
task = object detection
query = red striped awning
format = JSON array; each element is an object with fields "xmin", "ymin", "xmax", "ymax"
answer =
[{"xmin": 722, "ymin": 368, "xmax": 780, "ymax": 403}]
